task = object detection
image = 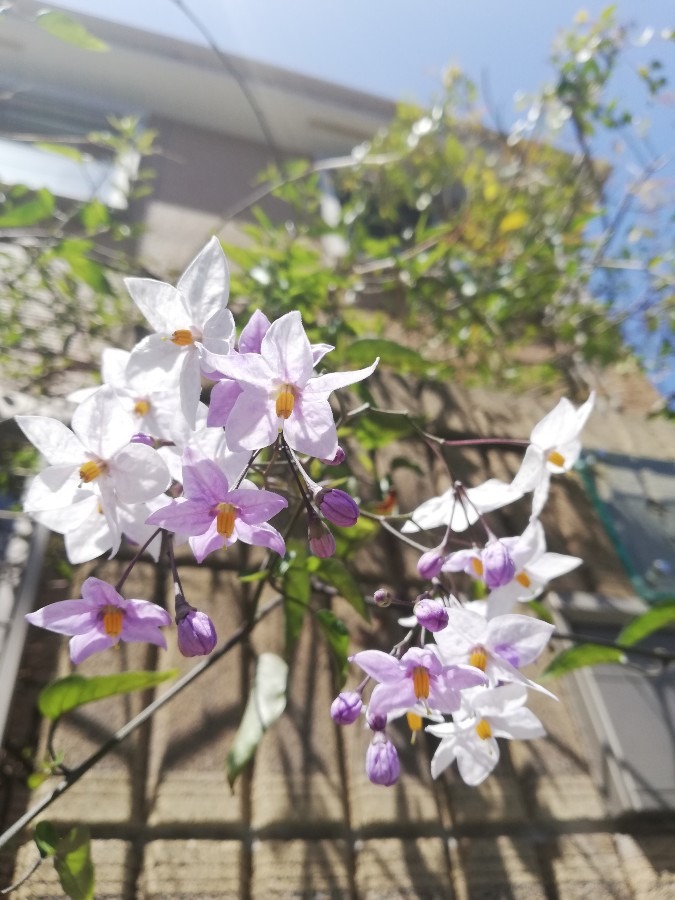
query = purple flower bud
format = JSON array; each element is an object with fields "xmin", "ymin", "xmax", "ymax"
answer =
[
  {"xmin": 366, "ymin": 733, "xmax": 400, "ymax": 786},
  {"xmin": 320, "ymin": 446, "xmax": 346, "ymax": 467},
  {"xmin": 373, "ymin": 588, "xmax": 393, "ymax": 608},
  {"xmin": 482, "ymin": 540, "xmax": 516, "ymax": 590},
  {"xmin": 315, "ymin": 488, "xmax": 360, "ymax": 527},
  {"xmin": 413, "ymin": 598, "xmax": 449, "ymax": 632},
  {"xmin": 175, "ymin": 592, "xmax": 217, "ymax": 657},
  {"xmin": 330, "ymin": 691, "xmax": 363, "ymax": 725},
  {"xmin": 366, "ymin": 709, "xmax": 387, "ymax": 732},
  {"xmin": 130, "ymin": 432, "xmax": 154, "ymax": 446},
  {"xmin": 417, "ymin": 548, "xmax": 444, "ymax": 580},
  {"xmin": 308, "ymin": 515, "xmax": 336, "ymax": 558}
]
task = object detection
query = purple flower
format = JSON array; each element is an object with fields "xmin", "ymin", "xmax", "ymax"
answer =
[
  {"xmin": 175, "ymin": 597, "xmax": 217, "ymax": 657},
  {"xmin": 146, "ymin": 450, "xmax": 287, "ymax": 563},
  {"xmin": 316, "ymin": 488, "xmax": 359, "ymax": 527},
  {"xmin": 417, "ymin": 549, "xmax": 444, "ymax": 580},
  {"xmin": 482, "ymin": 540, "xmax": 516, "ymax": 589},
  {"xmin": 25, "ymin": 576, "xmax": 171, "ymax": 664},
  {"xmin": 330, "ymin": 691, "xmax": 363, "ymax": 725},
  {"xmin": 350, "ymin": 646, "xmax": 486, "ymax": 721},
  {"xmin": 414, "ymin": 598, "xmax": 449, "ymax": 633},
  {"xmin": 366, "ymin": 733, "xmax": 400, "ymax": 786},
  {"xmin": 308, "ymin": 514, "xmax": 336, "ymax": 558}
]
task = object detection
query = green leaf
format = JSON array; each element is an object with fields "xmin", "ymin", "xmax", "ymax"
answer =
[
  {"xmin": 543, "ymin": 644, "xmax": 625, "ymax": 678},
  {"xmin": 34, "ymin": 821, "xmax": 59, "ymax": 858},
  {"xmin": 499, "ymin": 210, "xmax": 529, "ymax": 233},
  {"xmin": 79, "ymin": 200, "xmax": 109, "ymax": 233},
  {"xmin": 348, "ymin": 410, "xmax": 416, "ymax": 451},
  {"xmin": 38, "ymin": 670, "xmax": 178, "ymax": 720},
  {"xmin": 316, "ymin": 609, "xmax": 350, "ymax": 686},
  {"xmin": 238, "ymin": 569, "xmax": 270, "ymax": 583},
  {"xmin": 342, "ymin": 338, "xmax": 428, "ymax": 375},
  {"xmin": 617, "ymin": 600, "xmax": 675, "ymax": 647},
  {"xmin": 0, "ymin": 189, "xmax": 55, "ymax": 227},
  {"xmin": 527, "ymin": 600, "xmax": 554, "ymax": 624},
  {"xmin": 54, "ymin": 826, "xmax": 95, "ymax": 900},
  {"xmin": 36, "ymin": 11, "xmax": 109, "ymax": 52},
  {"xmin": 34, "ymin": 143, "xmax": 84, "ymax": 162},
  {"xmin": 332, "ymin": 516, "xmax": 379, "ymax": 558},
  {"xmin": 225, "ymin": 653, "xmax": 288, "ymax": 788},
  {"xmin": 282, "ymin": 546, "xmax": 311, "ymax": 658},
  {"xmin": 313, "ymin": 558, "xmax": 369, "ymax": 620}
]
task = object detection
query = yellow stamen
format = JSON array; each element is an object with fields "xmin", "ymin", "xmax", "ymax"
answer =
[
  {"xmin": 475, "ymin": 719, "xmax": 492, "ymax": 740},
  {"xmin": 471, "ymin": 557, "xmax": 484, "ymax": 577},
  {"xmin": 216, "ymin": 502, "xmax": 236, "ymax": 537},
  {"xmin": 79, "ymin": 460, "xmax": 106, "ymax": 483},
  {"xmin": 171, "ymin": 329, "xmax": 194, "ymax": 346},
  {"xmin": 469, "ymin": 646, "xmax": 487, "ymax": 671},
  {"xmin": 102, "ymin": 605, "xmax": 123, "ymax": 638},
  {"xmin": 516, "ymin": 571, "xmax": 531, "ymax": 588},
  {"xmin": 548, "ymin": 450, "xmax": 565, "ymax": 467},
  {"xmin": 406, "ymin": 711, "xmax": 423, "ymax": 732},
  {"xmin": 412, "ymin": 666, "xmax": 430, "ymax": 701},
  {"xmin": 134, "ymin": 399, "xmax": 150, "ymax": 416},
  {"xmin": 275, "ymin": 384, "xmax": 296, "ymax": 419}
]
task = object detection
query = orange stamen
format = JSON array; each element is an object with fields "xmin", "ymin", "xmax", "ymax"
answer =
[
  {"xmin": 471, "ymin": 557, "xmax": 484, "ymax": 577},
  {"xmin": 406, "ymin": 711, "xmax": 423, "ymax": 732},
  {"xmin": 171, "ymin": 329, "xmax": 194, "ymax": 346},
  {"xmin": 102, "ymin": 605, "xmax": 123, "ymax": 638},
  {"xmin": 275, "ymin": 384, "xmax": 296, "ymax": 419},
  {"xmin": 216, "ymin": 503, "xmax": 236, "ymax": 537},
  {"xmin": 548, "ymin": 450, "xmax": 565, "ymax": 467},
  {"xmin": 516, "ymin": 571, "xmax": 531, "ymax": 588},
  {"xmin": 412, "ymin": 666, "xmax": 430, "ymax": 700},
  {"xmin": 134, "ymin": 399, "xmax": 150, "ymax": 416}
]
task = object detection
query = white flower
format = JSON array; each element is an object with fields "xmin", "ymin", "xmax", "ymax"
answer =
[
  {"xmin": 402, "ymin": 478, "xmax": 522, "ymax": 534},
  {"xmin": 512, "ymin": 392, "xmax": 595, "ymax": 516},
  {"xmin": 125, "ymin": 237, "xmax": 235, "ymax": 429},
  {"xmin": 427, "ymin": 683, "xmax": 545, "ymax": 785}
]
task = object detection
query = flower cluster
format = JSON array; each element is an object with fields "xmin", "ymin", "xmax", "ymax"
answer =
[
  {"xmin": 332, "ymin": 393, "xmax": 594, "ymax": 786},
  {"xmin": 18, "ymin": 239, "xmax": 378, "ymax": 660}
]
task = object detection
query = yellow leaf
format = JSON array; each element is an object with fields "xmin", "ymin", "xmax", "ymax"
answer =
[{"xmin": 499, "ymin": 210, "xmax": 529, "ymax": 233}]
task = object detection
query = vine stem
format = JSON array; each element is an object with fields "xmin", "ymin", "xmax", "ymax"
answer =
[{"xmin": 0, "ymin": 593, "xmax": 283, "ymax": 852}]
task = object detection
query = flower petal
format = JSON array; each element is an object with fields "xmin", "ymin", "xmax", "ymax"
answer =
[
  {"xmin": 261, "ymin": 311, "xmax": 314, "ymax": 386},
  {"xmin": 177, "ymin": 236, "xmax": 230, "ymax": 325},
  {"xmin": 26, "ymin": 600, "xmax": 98, "ymax": 636},
  {"xmin": 284, "ymin": 396, "xmax": 337, "ymax": 459},
  {"xmin": 15, "ymin": 416, "xmax": 84, "ymax": 465},
  {"xmin": 234, "ymin": 520, "xmax": 286, "ymax": 556},
  {"xmin": 124, "ymin": 278, "xmax": 189, "ymax": 334},
  {"xmin": 304, "ymin": 357, "xmax": 379, "ymax": 396},
  {"xmin": 70, "ymin": 631, "xmax": 117, "ymax": 664}
]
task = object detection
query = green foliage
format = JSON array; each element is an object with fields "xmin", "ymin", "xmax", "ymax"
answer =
[
  {"xmin": 36, "ymin": 10, "xmax": 108, "ymax": 52},
  {"xmin": 306, "ymin": 556, "xmax": 369, "ymax": 620},
  {"xmin": 281, "ymin": 544, "xmax": 312, "ymax": 659},
  {"xmin": 617, "ymin": 600, "xmax": 675, "ymax": 646},
  {"xmin": 225, "ymin": 653, "xmax": 288, "ymax": 788},
  {"xmin": 38, "ymin": 670, "xmax": 178, "ymax": 721},
  {"xmin": 33, "ymin": 823, "xmax": 95, "ymax": 900},
  {"xmin": 543, "ymin": 643, "xmax": 626, "ymax": 677}
]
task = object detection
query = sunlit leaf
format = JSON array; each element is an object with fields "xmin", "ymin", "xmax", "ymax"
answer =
[
  {"xmin": 282, "ymin": 544, "xmax": 311, "ymax": 658},
  {"xmin": 342, "ymin": 338, "xmax": 428, "ymax": 375},
  {"xmin": 0, "ymin": 189, "xmax": 55, "ymax": 227},
  {"xmin": 54, "ymin": 826, "xmax": 94, "ymax": 900},
  {"xmin": 34, "ymin": 143, "xmax": 84, "ymax": 162},
  {"xmin": 499, "ymin": 210, "xmax": 529, "ymax": 233},
  {"xmin": 225, "ymin": 653, "xmax": 288, "ymax": 788},
  {"xmin": 348, "ymin": 410, "xmax": 416, "ymax": 451},
  {"xmin": 316, "ymin": 609, "xmax": 350, "ymax": 686},
  {"xmin": 543, "ymin": 644, "xmax": 625, "ymax": 678},
  {"xmin": 527, "ymin": 600, "xmax": 554, "ymax": 624},
  {"xmin": 36, "ymin": 11, "xmax": 109, "ymax": 52},
  {"xmin": 617, "ymin": 600, "xmax": 675, "ymax": 647},
  {"xmin": 38, "ymin": 670, "xmax": 178, "ymax": 720}
]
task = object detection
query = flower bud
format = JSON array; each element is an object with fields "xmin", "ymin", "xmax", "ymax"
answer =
[
  {"xmin": 315, "ymin": 488, "xmax": 360, "ymax": 527},
  {"xmin": 366, "ymin": 732, "xmax": 400, "ymax": 786},
  {"xmin": 413, "ymin": 598, "xmax": 449, "ymax": 633},
  {"xmin": 482, "ymin": 540, "xmax": 516, "ymax": 590},
  {"xmin": 308, "ymin": 514, "xmax": 336, "ymax": 558},
  {"xmin": 366, "ymin": 709, "xmax": 387, "ymax": 732},
  {"xmin": 373, "ymin": 588, "xmax": 393, "ymax": 608},
  {"xmin": 320, "ymin": 446, "xmax": 346, "ymax": 467},
  {"xmin": 130, "ymin": 432, "xmax": 154, "ymax": 446},
  {"xmin": 330, "ymin": 691, "xmax": 363, "ymax": 725},
  {"xmin": 417, "ymin": 548, "xmax": 444, "ymax": 580},
  {"xmin": 175, "ymin": 591, "xmax": 217, "ymax": 657}
]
